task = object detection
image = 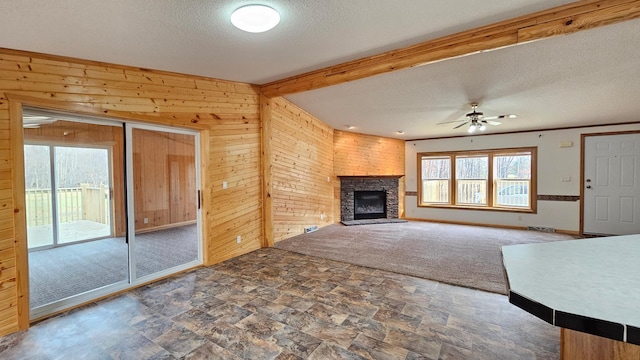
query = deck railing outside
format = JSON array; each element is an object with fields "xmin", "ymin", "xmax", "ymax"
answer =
[
  {"xmin": 25, "ymin": 184, "xmax": 110, "ymax": 226},
  {"xmin": 421, "ymin": 179, "xmax": 530, "ymax": 207}
]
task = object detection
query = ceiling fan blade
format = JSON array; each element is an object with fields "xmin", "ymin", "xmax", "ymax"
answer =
[
  {"xmin": 486, "ymin": 120, "xmax": 502, "ymax": 126},
  {"xmin": 484, "ymin": 114, "xmax": 517, "ymax": 120},
  {"xmin": 453, "ymin": 121, "xmax": 468, "ymax": 129},
  {"xmin": 437, "ymin": 119, "xmax": 466, "ymax": 125}
]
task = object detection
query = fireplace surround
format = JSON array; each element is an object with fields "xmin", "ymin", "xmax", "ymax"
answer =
[{"xmin": 339, "ymin": 176, "xmax": 401, "ymax": 222}]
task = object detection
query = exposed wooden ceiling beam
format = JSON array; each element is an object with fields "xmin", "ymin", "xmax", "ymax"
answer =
[{"xmin": 261, "ymin": 0, "xmax": 640, "ymax": 98}]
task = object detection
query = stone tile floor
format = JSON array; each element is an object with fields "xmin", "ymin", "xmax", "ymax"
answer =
[{"xmin": 0, "ymin": 248, "xmax": 559, "ymax": 359}]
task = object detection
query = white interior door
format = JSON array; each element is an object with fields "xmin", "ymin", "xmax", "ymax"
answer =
[{"xmin": 583, "ymin": 133, "xmax": 640, "ymax": 235}]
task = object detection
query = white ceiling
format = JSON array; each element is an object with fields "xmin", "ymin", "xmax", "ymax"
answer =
[{"xmin": 2, "ymin": 1, "xmax": 639, "ymax": 139}]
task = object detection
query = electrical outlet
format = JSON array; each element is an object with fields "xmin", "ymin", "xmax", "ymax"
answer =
[
  {"xmin": 223, "ymin": 181, "xmax": 228, "ymax": 189},
  {"xmin": 143, "ymin": 217, "xmax": 149, "ymax": 224},
  {"xmin": 236, "ymin": 235, "xmax": 241, "ymax": 244}
]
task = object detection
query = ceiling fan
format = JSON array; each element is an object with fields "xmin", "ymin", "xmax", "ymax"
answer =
[{"xmin": 438, "ymin": 103, "xmax": 517, "ymax": 133}]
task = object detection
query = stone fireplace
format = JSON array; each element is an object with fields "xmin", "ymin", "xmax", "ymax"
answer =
[{"xmin": 339, "ymin": 176, "xmax": 401, "ymax": 222}]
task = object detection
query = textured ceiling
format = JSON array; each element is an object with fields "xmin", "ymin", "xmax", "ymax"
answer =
[
  {"xmin": 2, "ymin": 0, "xmax": 639, "ymax": 139},
  {"xmin": 287, "ymin": 19, "xmax": 640, "ymax": 139},
  {"xmin": 1, "ymin": 0, "xmax": 573, "ymax": 83}
]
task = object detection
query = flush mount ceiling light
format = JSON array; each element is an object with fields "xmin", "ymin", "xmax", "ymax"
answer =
[{"xmin": 231, "ymin": 5, "xmax": 280, "ymax": 33}]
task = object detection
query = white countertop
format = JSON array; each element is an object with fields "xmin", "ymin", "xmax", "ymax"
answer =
[{"xmin": 502, "ymin": 234, "xmax": 640, "ymax": 329}]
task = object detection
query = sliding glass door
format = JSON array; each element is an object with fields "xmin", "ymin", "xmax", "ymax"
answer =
[
  {"xmin": 24, "ymin": 117, "xmax": 128, "ymax": 316},
  {"xmin": 24, "ymin": 109, "xmax": 202, "ymax": 320},
  {"xmin": 127, "ymin": 125, "xmax": 201, "ymax": 281}
]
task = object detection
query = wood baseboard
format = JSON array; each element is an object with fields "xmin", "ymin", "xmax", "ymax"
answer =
[
  {"xmin": 403, "ymin": 217, "xmax": 578, "ymax": 235},
  {"xmin": 404, "ymin": 217, "xmax": 527, "ymax": 230}
]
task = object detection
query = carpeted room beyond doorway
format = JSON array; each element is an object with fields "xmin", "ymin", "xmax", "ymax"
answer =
[
  {"xmin": 275, "ymin": 221, "xmax": 577, "ymax": 294},
  {"xmin": 29, "ymin": 225, "xmax": 198, "ymax": 308}
]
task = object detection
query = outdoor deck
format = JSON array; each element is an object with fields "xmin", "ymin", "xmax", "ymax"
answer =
[{"xmin": 28, "ymin": 220, "xmax": 111, "ymax": 249}]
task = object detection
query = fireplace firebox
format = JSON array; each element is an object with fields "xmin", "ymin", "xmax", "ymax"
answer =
[{"xmin": 354, "ymin": 191, "xmax": 387, "ymax": 220}]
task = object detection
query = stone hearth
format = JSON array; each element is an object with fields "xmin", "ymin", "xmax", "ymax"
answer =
[{"xmin": 339, "ymin": 176, "xmax": 401, "ymax": 222}]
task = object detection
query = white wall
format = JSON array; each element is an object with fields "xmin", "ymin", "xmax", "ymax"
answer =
[{"xmin": 405, "ymin": 123, "xmax": 640, "ymax": 233}]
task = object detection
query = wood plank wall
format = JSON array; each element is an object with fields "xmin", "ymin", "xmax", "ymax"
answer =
[
  {"xmin": 0, "ymin": 48, "xmax": 263, "ymax": 336},
  {"xmin": 333, "ymin": 130, "xmax": 406, "ymax": 221},
  {"xmin": 268, "ymin": 97, "xmax": 334, "ymax": 242}
]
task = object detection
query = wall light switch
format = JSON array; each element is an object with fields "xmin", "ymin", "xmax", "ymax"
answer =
[
  {"xmin": 223, "ymin": 181, "xmax": 228, "ymax": 189},
  {"xmin": 561, "ymin": 176, "xmax": 571, "ymax": 182},
  {"xmin": 236, "ymin": 235, "xmax": 241, "ymax": 244}
]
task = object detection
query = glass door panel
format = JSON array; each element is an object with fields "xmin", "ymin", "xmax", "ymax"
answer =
[
  {"xmin": 24, "ymin": 113, "xmax": 128, "ymax": 315},
  {"xmin": 24, "ymin": 145, "xmax": 54, "ymax": 249},
  {"xmin": 129, "ymin": 127, "xmax": 200, "ymax": 280},
  {"xmin": 55, "ymin": 146, "xmax": 112, "ymax": 244}
]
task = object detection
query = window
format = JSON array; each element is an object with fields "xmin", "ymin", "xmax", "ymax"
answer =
[
  {"xmin": 420, "ymin": 156, "xmax": 450, "ymax": 203},
  {"xmin": 456, "ymin": 155, "xmax": 488, "ymax": 205},
  {"xmin": 418, "ymin": 148, "xmax": 536, "ymax": 212}
]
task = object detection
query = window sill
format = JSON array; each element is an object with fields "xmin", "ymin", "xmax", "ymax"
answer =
[{"xmin": 417, "ymin": 203, "xmax": 536, "ymax": 214}]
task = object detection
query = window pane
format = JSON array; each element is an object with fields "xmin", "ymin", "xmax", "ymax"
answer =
[
  {"xmin": 456, "ymin": 156, "xmax": 488, "ymax": 179},
  {"xmin": 495, "ymin": 154, "xmax": 531, "ymax": 180},
  {"xmin": 456, "ymin": 156, "xmax": 488, "ymax": 204},
  {"xmin": 421, "ymin": 157, "xmax": 450, "ymax": 203},
  {"xmin": 495, "ymin": 153, "xmax": 531, "ymax": 207}
]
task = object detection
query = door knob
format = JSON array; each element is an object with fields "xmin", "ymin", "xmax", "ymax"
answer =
[
  {"xmin": 586, "ymin": 179, "xmax": 591, "ymax": 183},
  {"xmin": 586, "ymin": 185, "xmax": 592, "ymax": 189}
]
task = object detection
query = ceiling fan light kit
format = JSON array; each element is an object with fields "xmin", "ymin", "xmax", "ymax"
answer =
[{"xmin": 438, "ymin": 103, "xmax": 516, "ymax": 134}]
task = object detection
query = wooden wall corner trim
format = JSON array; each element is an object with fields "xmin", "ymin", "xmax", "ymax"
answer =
[
  {"xmin": 199, "ymin": 129, "xmax": 212, "ymax": 266},
  {"xmin": 260, "ymin": 94, "xmax": 274, "ymax": 248},
  {"xmin": 9, "ymin": 99, "xmax": 29, "ymax": 330}
]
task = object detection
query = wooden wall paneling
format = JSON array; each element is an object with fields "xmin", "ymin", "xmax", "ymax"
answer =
[
  {"xmin": 333, "ymin": 130, "xmax": 405, "ymax": 176},
  {"xmin": 269, "ymin": 97, "xmax": 334, "ymax": 242},
  {"xmin": 0, "ymin": 48, "xmax": 263, "ymax": 336},
  {"xmin": 199, "ymin": 129, "xmax": 210, "ymax": 265},
  {"xmin": 260, "ymin": 95, "xmax": 274, "ymax": 247},
  {"xmin": 333, "ymin": 130, "xmax": 406, "ymax": 221},
  {"xmin": 207, "ymin": 114, "xmax": 263, "ymax": 264},
  {"xmin": 9, "ymin": 100, "xmax": 27, "ymax": 331}
]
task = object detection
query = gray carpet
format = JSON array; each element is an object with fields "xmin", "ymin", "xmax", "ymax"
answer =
[
  {"xmin": 29, "ymin": 224, "xmax": 198, "ymax": 308},
  {"xmin": 275, "ymin": 221, "xmax": 578, "ymax": 294}
]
